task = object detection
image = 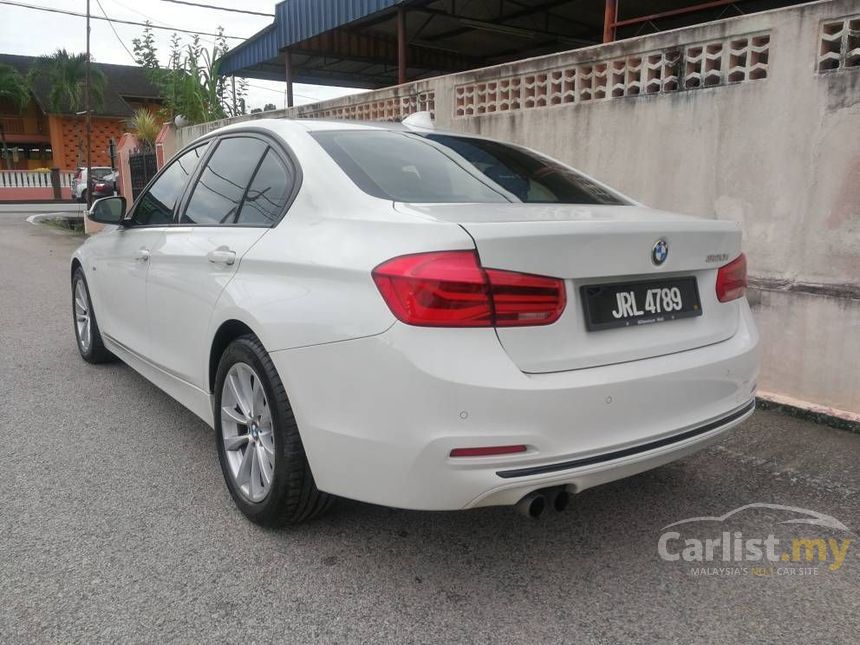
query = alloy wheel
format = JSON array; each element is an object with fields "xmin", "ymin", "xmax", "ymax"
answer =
[
  {"xmin": 221, "ymin": 362, "xmax": 276, "ymax": 503},
  {"xmin": 74, "ymin": 280, "xmax": 91, "ymax": 352}
]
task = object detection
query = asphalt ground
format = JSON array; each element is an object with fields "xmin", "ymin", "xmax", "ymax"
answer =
[{"xmin": 0, "ymin": 211, "xmax": 858, "ymax": 644}]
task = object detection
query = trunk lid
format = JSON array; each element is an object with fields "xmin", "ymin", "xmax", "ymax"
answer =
[{"xmin": 394, "ymin": 203, "xmax": 743, "ymax": 372}]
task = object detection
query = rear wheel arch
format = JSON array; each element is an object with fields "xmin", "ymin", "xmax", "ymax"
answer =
[{"xmin": 208, "ymin": 319, "xmax": 258, "ymax": 393}]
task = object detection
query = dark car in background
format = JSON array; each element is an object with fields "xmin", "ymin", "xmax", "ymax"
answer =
[
  {"xmin": 89, "ymin": 170, "xmax": 117, "ymax": 200},
  {"xmin": 73, "ymin": 166, "xmax": 113, "ymax": 202}
]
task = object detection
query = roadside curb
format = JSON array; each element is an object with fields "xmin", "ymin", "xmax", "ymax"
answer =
[
  {"xmin": 0, "ymin": 203, "xmax": 85, "ymax": 213},
  {"xmin": 26, "ymin": 213, "xmax": 84, "ymax": 224},
  {"xmin": 757, "ymin": 391, "xmax": 860, "ymax": 434}
]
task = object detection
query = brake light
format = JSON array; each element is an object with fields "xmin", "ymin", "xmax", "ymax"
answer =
[
  {"xmin": 95, "ymin": 182, "xmax": 107, "ymax": 190},
  {"xmin": 716, "ymin": 253, "xmax": 747, "ymax": 302},
  {"xmin": 372, "ymin": 250, "xmax": 566, "ymax": 327}
]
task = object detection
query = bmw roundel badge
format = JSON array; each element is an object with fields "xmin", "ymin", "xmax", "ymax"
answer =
[{"xmin": 652, "ymin": 239, "xmax": 669, "ymax": 265}]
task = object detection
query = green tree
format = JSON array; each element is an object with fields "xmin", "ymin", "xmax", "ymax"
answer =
[
  {"xmin": 132, "ymin": 22, "xmax": 159, "ymax": 69},
  {"xmin": 215, "ymin": 27, "xmax": 246, "ymax": 118},
  {"xmin": 127, "ymin": 108, "xmax": 159, "ymax": 151},
  {"xmin": 0, "ymin": 63, "xmax": 30, "ymax": 169},
  {"xmin": 31, "ymin": 49, "xmax": 106, "ymax": 166},
  {"xmin": 133, "ymin": 25, "xmax": 246, "ymax": 124},
  {"xmin": 32, "ymin": 49, "xmax": 105, "ymax": 114}
]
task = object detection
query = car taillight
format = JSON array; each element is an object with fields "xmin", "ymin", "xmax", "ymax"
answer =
[
  {"xmin": 371, "ymin": 250, "xmax": 566, "ymax": 327},
  {"xmin": 95, "ymin": 182, "xmax": 107, "ymax": 190},
  {"xmin": 716, "ymin": 253, "xmax": 747, "ymax": 302}
]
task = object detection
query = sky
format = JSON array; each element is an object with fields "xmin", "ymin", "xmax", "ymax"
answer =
[{"xmin": 0, "ymin": 0, "xmax": 364, "ymax": 112}]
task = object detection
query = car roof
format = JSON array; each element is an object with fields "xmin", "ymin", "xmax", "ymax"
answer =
[{"xmin": 211, "ymin": 117, "xmax": 438, "ymax": 138}]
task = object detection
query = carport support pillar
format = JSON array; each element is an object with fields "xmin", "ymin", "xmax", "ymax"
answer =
[
  {"xmin": 603, "ymin": 0, "xmax": 618, "ymax": 43},
  {"xmin": 284, "ymin": 50, "xmax": 294, "ymax": 108},
  {"xmin": 397, "ymin": 7, "xmax": 407, "ymax": 85}
]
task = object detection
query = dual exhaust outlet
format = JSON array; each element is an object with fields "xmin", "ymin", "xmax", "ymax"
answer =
[{"xmin": 515, "ymin": 486, "xmax": 570, "ymax": 519}]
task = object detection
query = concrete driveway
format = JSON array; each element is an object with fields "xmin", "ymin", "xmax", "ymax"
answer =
[{"xmin": 1, "ymin": 211, "xmax": 858, "ymax": 644}]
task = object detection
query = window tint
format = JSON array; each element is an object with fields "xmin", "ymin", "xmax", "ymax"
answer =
[
  {"xmin": 181, "ymin": 137, "xmax": 267, "ymax": 225},
  {"xmin": 236, "ymin": 150, "xmax": 293, "ymax": 225},
  {"xmin": 90, "ymin": 168, "xmax": 113, "ymax": 180},
  {"xmin": 132, "ymin": 143, "xmax": 209, "ymax": 226},
  {"xmin": 314, "ymin": 131, "xmax": 504, "ymax": 203},
  {"xmin": 312, "ymin": 131, "xmax": 627, "ymax": 205}
]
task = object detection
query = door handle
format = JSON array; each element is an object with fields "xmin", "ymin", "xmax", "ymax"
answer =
[
  {"xmin": 135, "ymin": 248, "xmax": 150, "ymax": 263},
  {"xmin": 207, "ymin": 247, "xmax": 237, "ymax": 266}
]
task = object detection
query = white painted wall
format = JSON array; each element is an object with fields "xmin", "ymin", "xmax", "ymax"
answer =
[{"xmin": 179, "ymin": 0, "xmax": 860, "ymax": 414}]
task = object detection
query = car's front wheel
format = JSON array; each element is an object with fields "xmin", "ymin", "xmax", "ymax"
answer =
[
  {"xmin": 72, "ymin": 268, "xmax": 114, "ymax": 363},
  {"xmin": 214, "ymin": 335, "xmax": 334, "ymax": 526}
]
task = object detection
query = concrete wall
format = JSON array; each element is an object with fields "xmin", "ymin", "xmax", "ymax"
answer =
[{"xmin": 177, "ymin": 0, "xmax": 860, "ymax": 415}]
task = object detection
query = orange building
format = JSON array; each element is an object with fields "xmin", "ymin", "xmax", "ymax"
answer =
[{"xmin": 0, "ymin": 53, "xmax": 163, "ymax": 170}]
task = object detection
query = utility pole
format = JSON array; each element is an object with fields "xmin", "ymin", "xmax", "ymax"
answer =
[{"xmin": 85, "ymin": 0, "xmax": 92, "ymax": 209}]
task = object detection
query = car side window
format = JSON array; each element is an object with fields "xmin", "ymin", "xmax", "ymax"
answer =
[
  {"xmin": 131, "ymin": 143, "xmax": 209, "ymax": 226},
  {"xmin": 181, "ymin": 137, "xmax": 267, "ymax": 225},
  {"xmin": 236, "ymin": 149, "xmax": 294, "ymax": 225}
]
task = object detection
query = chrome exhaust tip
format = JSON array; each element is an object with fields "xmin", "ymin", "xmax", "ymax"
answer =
[{"xmin": 516, "ymin": 491, "xmax": 546, "ymax": 519}]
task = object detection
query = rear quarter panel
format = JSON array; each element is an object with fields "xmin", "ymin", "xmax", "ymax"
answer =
[{"xmin": 208, "ymin": 195, "xmax": 476, "ymax": 362}]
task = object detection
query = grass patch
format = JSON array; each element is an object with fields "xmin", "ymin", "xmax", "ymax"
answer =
[{"xmin": 41, "ymin": 216, "xmax": 85, "ymax": 234}]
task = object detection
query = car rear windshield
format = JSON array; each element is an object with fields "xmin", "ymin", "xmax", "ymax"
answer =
[
  {"xmin": 312, "ymin": 130, "xmax": 626, "ymax": 205},
  {"xmin": 91, "ymin": 168, "xmax": 113, "ymax": 180}
]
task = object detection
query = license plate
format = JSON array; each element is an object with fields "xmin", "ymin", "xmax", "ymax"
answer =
[{"xmin": 580, "ymin": 277, "xmax": 702, "ymax": 331}]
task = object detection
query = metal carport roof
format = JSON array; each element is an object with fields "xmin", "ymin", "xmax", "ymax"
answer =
[
  {"xmin": 219, "ymin": 0, "xmax": 406, "ymax": 83},
  {"xmin": 218, "ymin": 0, "xmax": 806, "ymax": 93}
]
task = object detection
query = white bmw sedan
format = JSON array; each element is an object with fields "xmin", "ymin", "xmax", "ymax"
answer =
[{"xmin": 72, "ymin": 118, "xmax": 759, "ymax": 525}]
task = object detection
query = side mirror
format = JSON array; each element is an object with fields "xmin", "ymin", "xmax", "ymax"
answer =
[{"xmin": 88, "ymin": 196, "xmax": 126, "ymax": 225}]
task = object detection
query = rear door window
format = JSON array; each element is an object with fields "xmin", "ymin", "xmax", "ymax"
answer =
[
  {"xmin": 181, "ymin": 137, "xmax": 268, "ymax": 225},
  {"xmin": 235, "ymin": 149, "xmax": 295, "ymax": 225}
]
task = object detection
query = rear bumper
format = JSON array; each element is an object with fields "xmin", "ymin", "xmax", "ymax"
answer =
[{"xmin": 271, "ymin": 300, "xmax": 759, "ymax": 510}]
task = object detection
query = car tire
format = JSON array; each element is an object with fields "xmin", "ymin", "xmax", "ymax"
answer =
[
  {"xmin": 214, "ymin": 335, "xmax": 334, "ymax": 526},
  {"xmin": 72, "ymin": 267, "xmax": 115, "ymax": 364}
]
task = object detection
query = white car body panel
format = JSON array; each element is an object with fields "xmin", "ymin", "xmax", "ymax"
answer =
[
  {"xmin": 269, "ymin": 302, "xmax": 757, "ymax": 510},
  {"xmin": 84, "ymin": 227, "xmax": 160, "ymax": 355},
  {"xmin": 147, "ymin": 225, "xmax": 267, "ymax": 386},
  {"xmin": 73, "ymin": 118, "xmax": 760, "ymax": 511},
  {"xmin": 397, "ymin": 202, "xmax": 742, "ymax": 372}
]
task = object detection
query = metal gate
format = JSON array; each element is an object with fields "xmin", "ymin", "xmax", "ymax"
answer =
[{"xmin": 128, "ymin": 150, "xmax": 158, "ymax": 201}]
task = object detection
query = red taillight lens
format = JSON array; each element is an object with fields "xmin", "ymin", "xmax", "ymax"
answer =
[
  {"xmin": 450, "ymin": 445, "xmax": 527, "ymax": 457},
  {"xmin": 716, "ymin": 253, "xmax": 747, "ymax": 302},
  {"xmin": 95, "ymin": 182, "xmax": 107, "ymax": 190},
  {"xmin": 372, "ymin": 251, "xmax": 492, "ymax": 326},
  {"xmin": 485, "ymin": 268, "xmax": 567, "ymax": 327},
  {"xmin": 372, "ymin": 251, "xmax": 566, "ymax": 327}
]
